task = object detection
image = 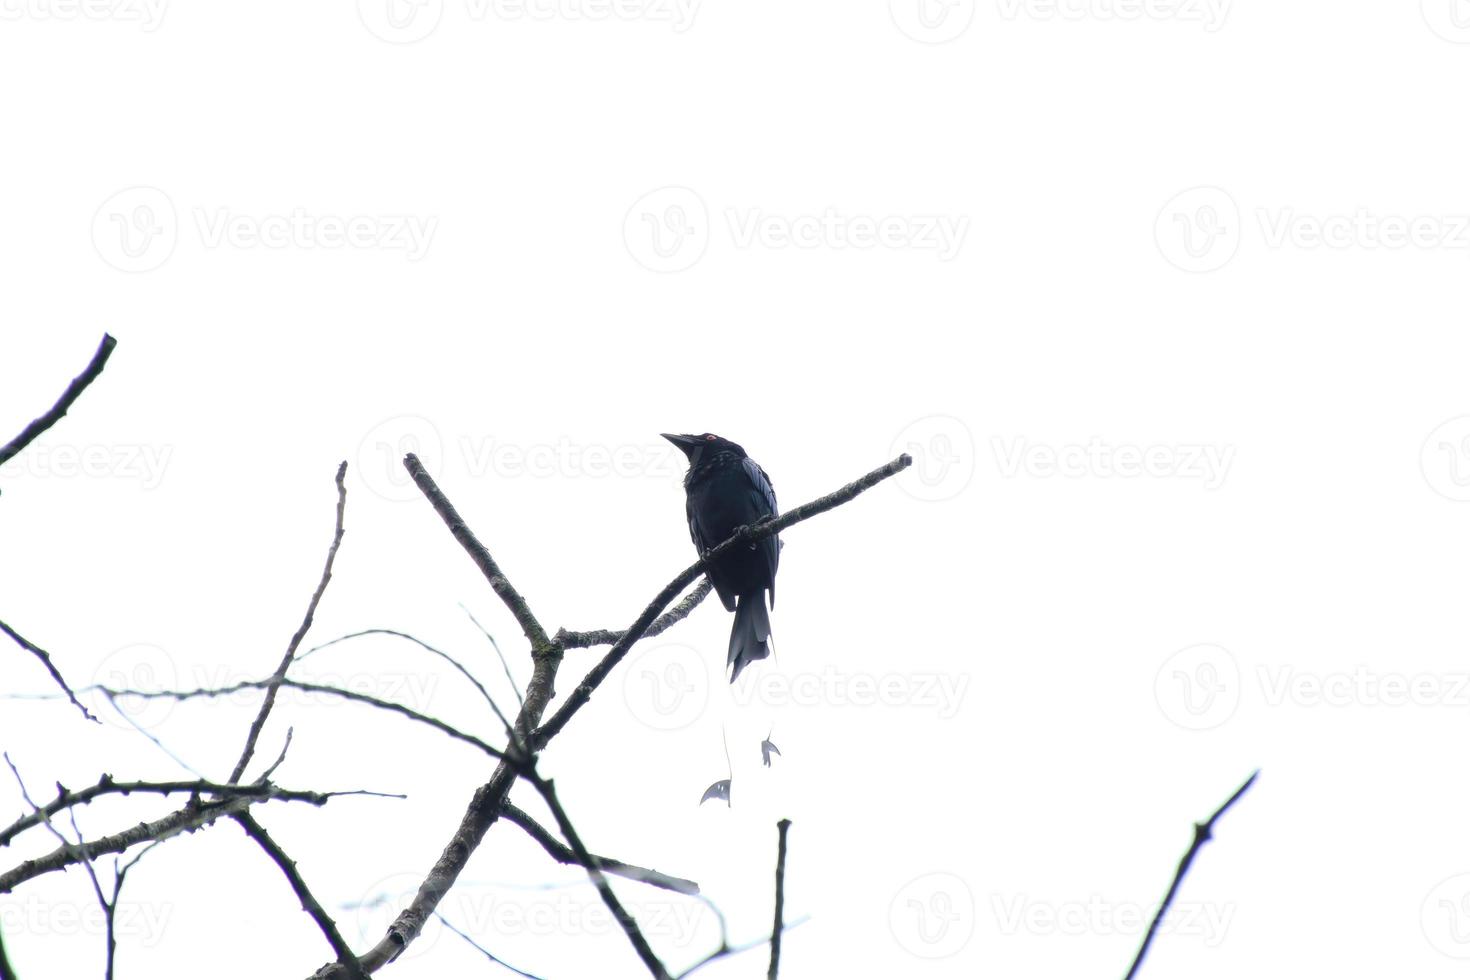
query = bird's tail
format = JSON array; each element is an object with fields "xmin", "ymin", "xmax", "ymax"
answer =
[{"xmin": 728, "ymin": 593, "xmax": 772, "ymax": 683}]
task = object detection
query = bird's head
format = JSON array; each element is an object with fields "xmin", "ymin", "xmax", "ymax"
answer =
[{"xmin": 661, "ymin": 432, "xmax": 747, "ymax": 466}]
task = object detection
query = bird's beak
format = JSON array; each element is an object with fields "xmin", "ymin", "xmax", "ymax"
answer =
[{"xmin": 661, "ymin": 433, "xmax": 701, "ymax": 457}]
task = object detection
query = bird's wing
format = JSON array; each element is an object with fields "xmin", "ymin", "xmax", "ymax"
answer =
[
  {"xmin": 687, "ymin": 490, "xmax": 738, "ymax": 611},
  {"xmin": 742, "ymin": 457, "xmax": 781, "ymax": 607}
]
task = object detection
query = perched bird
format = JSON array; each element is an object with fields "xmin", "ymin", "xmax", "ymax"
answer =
[{"xmin": 662, "ymin": 433, "xmax": 779, "ymax": 682}]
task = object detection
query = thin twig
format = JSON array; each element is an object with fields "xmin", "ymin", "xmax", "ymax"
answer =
[
  {"xmin": 295, "ymin": 629, "xmax": 521, "ymax": 753},
  {"xmin": 98, "ymin": 690, "xmax": 205, "ymax": 777},
  {"xmin": 95, "ymin": 678, "xmax": 504, "ymax": 760},
  {"xmin": 0, "ymin": 775, "xmax": 399, "ymax": 848},
  {"xmin": 461, "ymin": 604, "xmax": 525, "ymax": 708},
  {"xmin": 403, "ymin": 453, "xmax": 553, "ymax": 655},
  {"xmin": 434, "ymin": 913, "xmax": 547, "ymax": 980},
  {"xmin": 229, "ymin": 461, "xmax": 349, "ymax": 784},
  {"xmin": 234, "ymin": 813, "xmax": 368, "ymax": 980},
  {"xmin": 555, "ymin": 579, "xmax": 715, "ymax": 650},
  {"xmin": 0, "ymin": 619, "xmax": 97, "ymax": 722},
  {"xmin": 534, "ymin": 452, "xmax": 912, "ymax": 748},
  {"xmin": 62, "ymin": 810, "xmax": 117, "ymax": 980},
  {"xmin": 500, "ymin": 802, "xmax": 700, "ymax": 895},
  {"xmin": 301, "ymin": 629, "xmax": 501, "ymax": 718},
  {"xmin": 1123, "ymin": 770, "xmax": 1260, "ymax": 980},
  {"xmin": 104, "ymin": 841, "xmax": 161, "ymax": 980},
  {"xmin": 767, "ymin": 820, "xmax": 791, "ymax": 980},
  {"xmin": 0, "ymin": 786, "xmax": 378, "ymax": 894},
  {"xmin": 260, "ymin": 728, "xmax": 295, "ymax": 782},
  {"xmin": 521, "ymin": 772, "xmax": 671, "ymax": 980},
  {"xmin": 0, "ymin": 333, "xmax": 117, "ymax": 468}
]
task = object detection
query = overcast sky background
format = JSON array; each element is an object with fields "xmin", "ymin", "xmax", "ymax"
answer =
[{"xmin": 4, "ymin": 3, "xmax": 1470, "ymax": 978}]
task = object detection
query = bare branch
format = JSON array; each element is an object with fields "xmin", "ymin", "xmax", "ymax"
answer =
[
  {"xmin": 311, "ymin": 633, "xmax": 564, "ymax": 976},
  {"xmin": 555, "ymin": 579, "xmax": 714, "ymax": 650},
  {"xmin": 235, "ymin": 813, "xmax": 368, "ymax": 980},
  {"xmin": 96, "ymin": 678, "xmax": 505, "ymax": 760},
  {"xmin": 0, "ymin": 786, "xmax": 373, "ymax": 894},
  {"xmin": 534, "ymin": 452, "xmax": 912, "ymax": 747},
  {"xmin": 521, "ymin": 772, "xmax": 670, "ymax": 980},
  {"xmin": 302, "ymin": 629, "xmax": 495, "ymax": 710},
  {"xmin": 0, "ymin": 619, "xmax": 96, "ymax": 722},
  {"xmin": 434, "ymin": 913, "xmax": 547, "ymax": 980},
  {"xmin": 0, "ymin": 914, "xmax": 15, "ymax": 980},
  {"xmin": 500, "ymin": 802, "xmax": 700, "ymax": 896},
  {"xmin": 229, "ymin": 461, "xmax": 349, "ymax": 784},
  {"xmin": 460, "ymin": 604, "xmax": 524, "ymax": 708},
  {"xmin": 1123, "ymin": 770, "xmax": 1259, "ymax": 980},
  {"xmin": 0, "ymin": 775, "xmax": 398, "ymax": 848},
  {"xmin": 298, "ymin": 629, "xmax": 517, "ymax": 742},
  {"xmin": 767, "ymin": 819, "xmax": 790, "ymax": 980},
  {"xmin": 403, "ymin": 453, "xmax": 553, "ymax": 654},
  {"xmin": 0, "ymin": 333, "xmax": 117, "ymax": 469}
]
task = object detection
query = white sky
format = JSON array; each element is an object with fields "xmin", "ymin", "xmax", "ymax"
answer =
[{"xmin": 4, "ymin": 2, "xmax": 1470, "ymax": 978}]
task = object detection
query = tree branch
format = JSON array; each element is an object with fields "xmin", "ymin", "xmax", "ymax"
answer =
[
  {"xmin": 235, "ymin": 813, "xmax": 368, "ymax": 980},
  {"xmin": 95, "ymin": 678, "xmax": 506, "ymax": 760},
  {"xmin": 500, "ymin": 801, "xmax": 700, "ymax": 895},
  {"xmin": 0, "ymin": 333, "xmax": 116, "ymax": 469},
  {"xmin": 521, "ymin": 772, "xmax": 670, "ymax": 980},
  {"xmin": 0, "ymin": 775, "xmax": 398, "ymax": 849},
  {"xmin": 229, "ymin": 461, "xmax": 348, "ymax": 784},
  {"xmin": 403, "ymin": 453, "xmax": 554, "ymax": 655},
  {"xmin": 0, "ymin": 791, "xmax": 329, "ymax": 894},
  {"xmin": 0, "ymin": 619, "xmax": 96, "ymax": 722},
  {"xmin": 1123, "ymin": 770, "xmax": 1259, "ymax": 980},
  {"xmin": 555, "ymin": 579, "xmax": 715, "ymax": 650},
  {"xmin": 767, "ymin": 819, "xmax": 790, "ymax": 980}
]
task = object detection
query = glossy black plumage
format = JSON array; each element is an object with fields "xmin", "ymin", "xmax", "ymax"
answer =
[{"xmin": 662, "ymin": 433, "xmax": 779, "ymax": 681}]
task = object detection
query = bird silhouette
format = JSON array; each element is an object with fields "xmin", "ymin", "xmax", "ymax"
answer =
[{"xmin": 663, "ymin": 433, "xmax": 779, "ymax": 681}]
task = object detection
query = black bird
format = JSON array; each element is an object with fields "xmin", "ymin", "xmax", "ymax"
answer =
[{"xmin": 662, "ymin": 433, "xmax": 779, "ymax": 682}]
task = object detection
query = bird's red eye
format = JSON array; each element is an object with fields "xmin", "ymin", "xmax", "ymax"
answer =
[{"xmin": 706, "ymin": 434, "xmax": 716, "ymax": 441}]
